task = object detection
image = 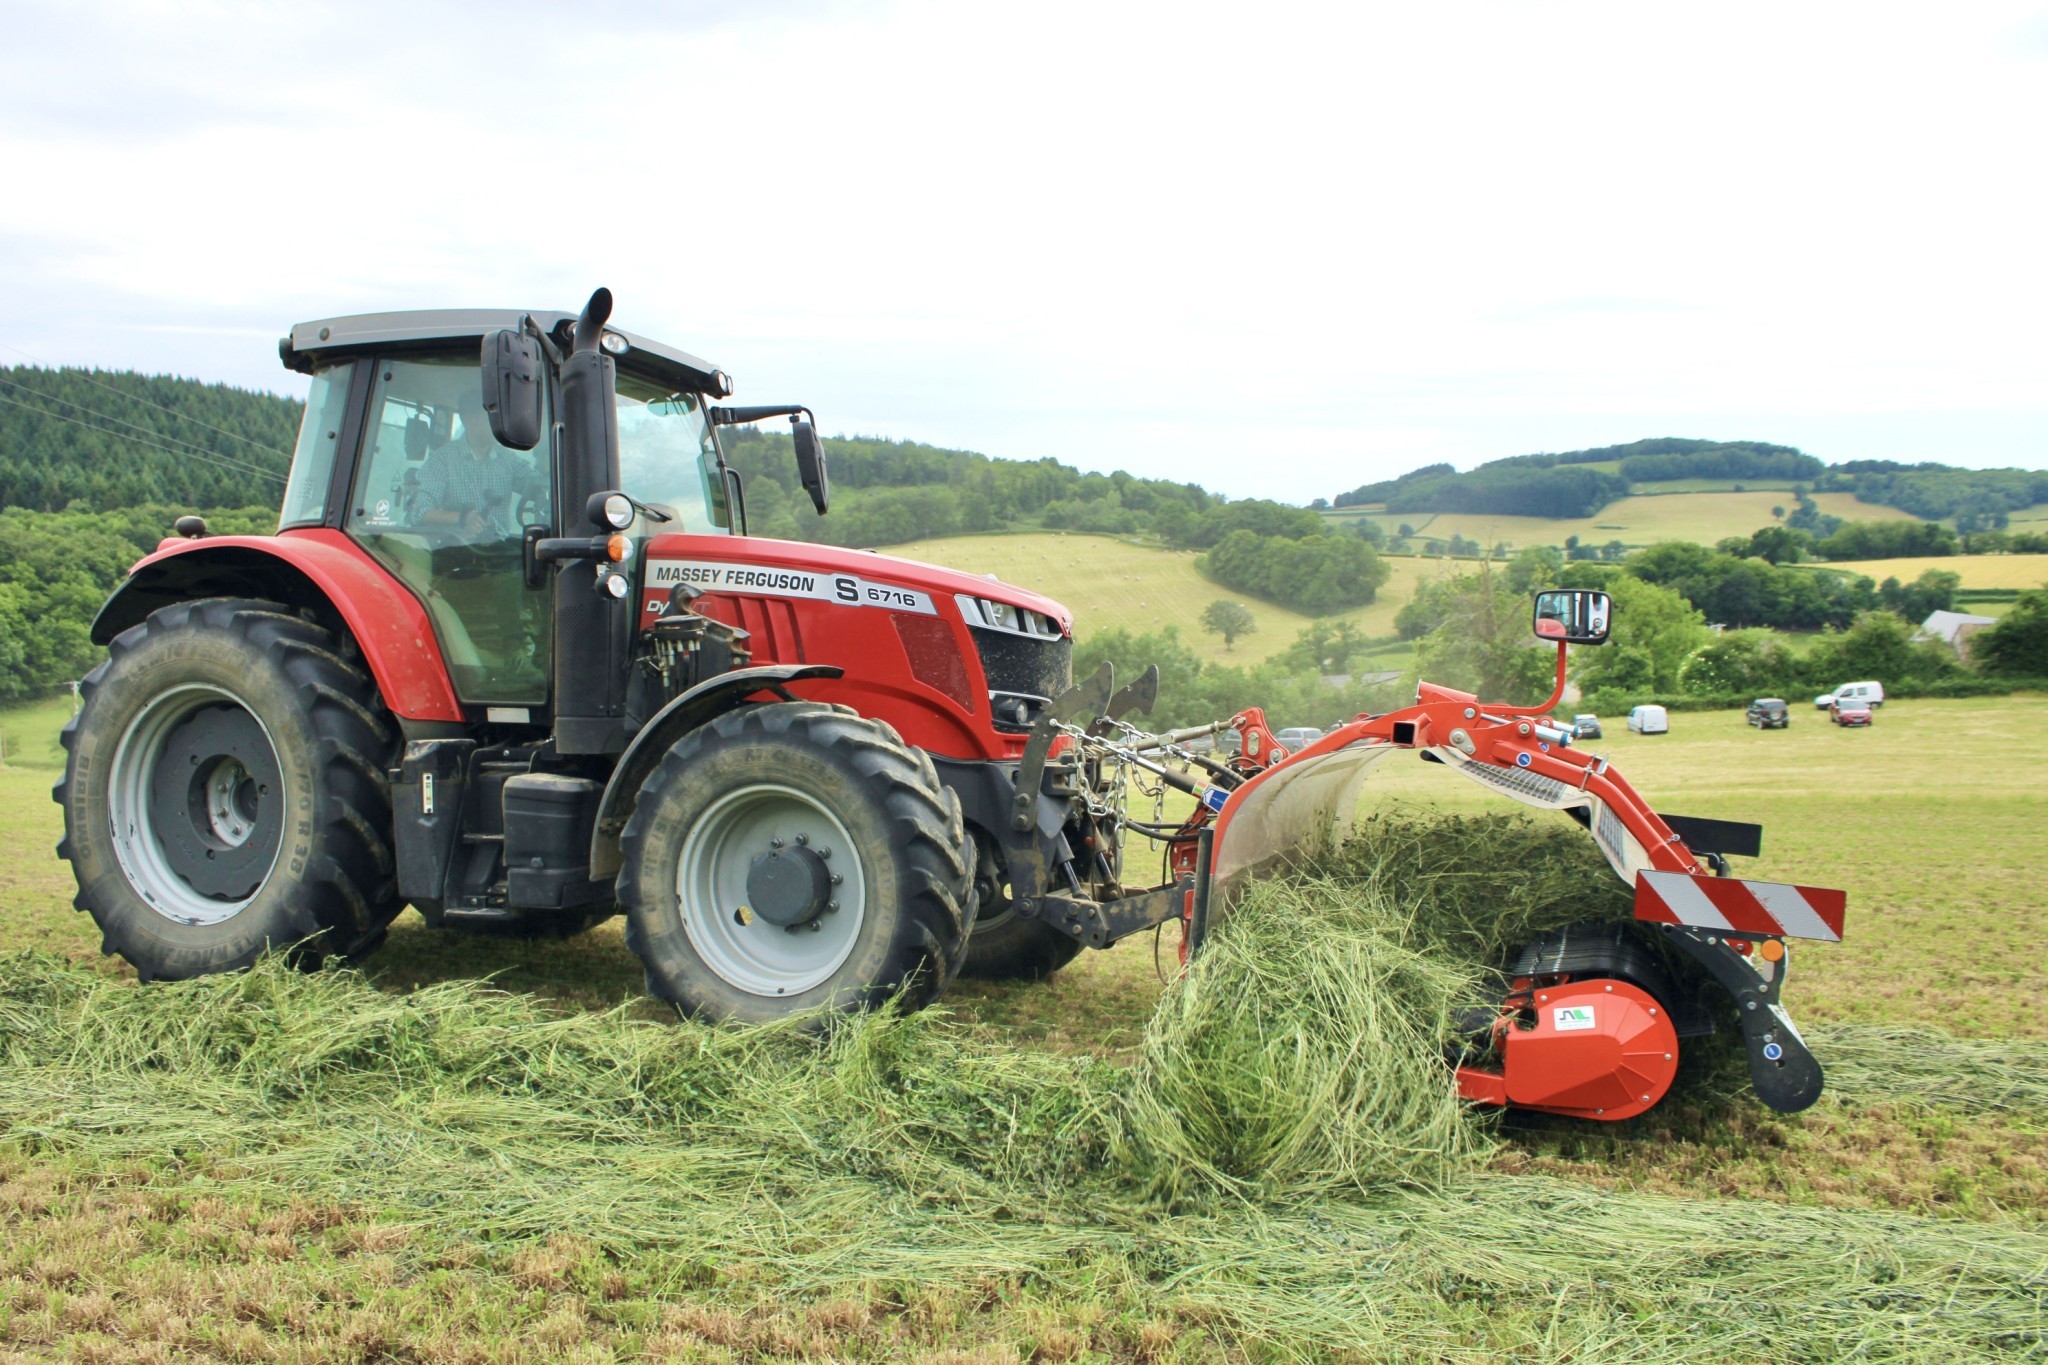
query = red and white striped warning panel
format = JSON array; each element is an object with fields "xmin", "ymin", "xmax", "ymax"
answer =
[{"xmin": 1634, "ymin": 870, "xmax": 1846, "ymax": 942}]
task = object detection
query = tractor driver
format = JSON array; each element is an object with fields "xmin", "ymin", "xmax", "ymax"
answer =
[{"xmin": 413, "ymin": 400, "xmax": 540, "ymax": 540}]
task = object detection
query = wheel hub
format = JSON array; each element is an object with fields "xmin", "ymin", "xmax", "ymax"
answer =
[
  {"xmin": 746, "ymin": 845, "xmax": 833, "ymax": 927},
  {"xmin": 676, "ymin": 785, "xmax": 866, "ymax": 997},
  {"xmin": 146, "ymin": 704, "xmax": 283, "ymax": 900}
]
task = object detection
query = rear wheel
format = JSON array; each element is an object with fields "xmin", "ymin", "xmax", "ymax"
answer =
[
  {"xmin": 617, "ymin": 703, "xmax": 973, "ymax": 1024},
  {"xmin": 957, "ymin": 831, "xmax": 1084, "ymax": 980},
  {"xmin": 54, "ymin": 598, "xmax": 402, "ymax": 979}
]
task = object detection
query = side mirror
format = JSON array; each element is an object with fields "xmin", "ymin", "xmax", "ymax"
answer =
[
  {"xmin": 480, "ymin": 328, "xmax": 543, "ymax": 451},
  {"xmin": 793, "ymin": 418, "xmax": 830, "ymax": 515},
  {"xmin": 1532, "ymin": 589, "xmax": 1612, "ymax": 645}
]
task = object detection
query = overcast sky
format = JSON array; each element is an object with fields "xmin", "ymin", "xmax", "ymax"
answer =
[{"xmin": 2, "ymin": 0, "xmax": 2043, "ymax": 502}]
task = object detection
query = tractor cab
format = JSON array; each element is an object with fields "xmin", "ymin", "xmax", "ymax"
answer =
[{"xmin": 273, "ymin": 306, "xmax": 754, "ymax": 716}]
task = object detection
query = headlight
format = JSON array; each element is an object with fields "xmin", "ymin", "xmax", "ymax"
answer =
[
  {"xmin": 602, "ymin": 493, "xmax": 634, "ymax": 529},
  {"xmin": 599, "ymin": 331, "xmax": 630, "ymax": 356},
  {"xmin": 954, "ymin": 594, "xmax": 1060, "ymax": 638}
]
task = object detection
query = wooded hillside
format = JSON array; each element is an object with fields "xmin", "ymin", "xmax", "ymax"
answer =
[{"xmin": 0, "ymin": 366, "xmax": 296, "ymax": 511}]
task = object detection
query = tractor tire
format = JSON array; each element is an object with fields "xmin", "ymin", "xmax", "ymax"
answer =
[
  {"xmin": 53, "ymin": 598, "xmax": 402, "ymax": 980},
  {"xmin": 617, "ymin": 702, "xmax": 974, "ymax": 1024},
  {"xmin": 957, "ymin": 830, "xmax": 1084, "ymax": 980}
]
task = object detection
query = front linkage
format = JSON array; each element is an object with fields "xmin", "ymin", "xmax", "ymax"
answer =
[{"xmin": 999, "ymin": 589, "xmax": 1847, "ymax": 1122}]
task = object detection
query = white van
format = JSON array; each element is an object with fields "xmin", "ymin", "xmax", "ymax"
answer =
[
  {"xmin": 1627, "ymin": 704, "xmax": 1669, "ymax": 735},
  {"xmin": 1814, "ymin": 680, "xmax": 1885, "ymax": 710}
]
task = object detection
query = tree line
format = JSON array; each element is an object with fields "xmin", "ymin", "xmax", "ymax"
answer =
[
  {"xmin": 1394, "ymin": 546, "xmax": 2047, "ymax": 714},
  {"xmin": 1333, "ymin": 462, "xmax": 1628, "ymax": 519},
  {"xmin": 0, "ymin": 366, "xmax": 297, "ymax": 512},
  {"xmin": 1815, "ymin": 461, "xmax": 2048, "ymax": 531},
  {"xmin": 1330, "ymin": 439, "xmax": 2048, "ymax": 537},
  {"xmin": 1330, "ymin": 439, "xmax": 1827, "ymax": 515}
]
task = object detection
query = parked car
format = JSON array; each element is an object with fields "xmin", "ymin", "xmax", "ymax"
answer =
[
  {"xmin": 1627, "ymin": 704, "xmax": 1669, "ymax": 735},
  {"xmin": 1275, "ymin": 727, "xmax": 1324, "ymax": 750},
  {"xmin": 1570, "ymin": 713, "xmax": 1603, "ymax": 739},
  {"xmin": 1831, "ymin": 699, "xmax": 1874, "ymax": 728},
  {"xmin": 1815, "ymin": 680, "xmax": 1885, "ymax": 710},
  {"xmin": 1746, "ymin": 698, "xmax": 1791, "ymax": 729}
]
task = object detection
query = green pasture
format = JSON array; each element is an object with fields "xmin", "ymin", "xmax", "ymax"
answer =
[
  {"xmin": 886, "ymin": 531, "xmax": 1437, "ymax": 664},
  {"xmin": 2, "ymin": 693, "xmax": 2045, "ymax": 1361}
]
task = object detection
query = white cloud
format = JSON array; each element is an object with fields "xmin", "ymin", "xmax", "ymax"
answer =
[{"xmin": 1, "ymin": 0, "xmax": 2042, "ymax": 500}]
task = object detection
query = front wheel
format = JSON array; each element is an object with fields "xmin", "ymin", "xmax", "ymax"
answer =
[
  {"xmin": 54, "ymin": 598, "xmax": 402, "ymax": 980},
  {"xmin": 617, "ymin": 703, "xmax": 973, "ymax": 1024}
]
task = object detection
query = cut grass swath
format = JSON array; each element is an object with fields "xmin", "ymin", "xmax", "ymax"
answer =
[{"xmin": 2, "ymin": 813, "xmax": 2043, "ymax": 1359}]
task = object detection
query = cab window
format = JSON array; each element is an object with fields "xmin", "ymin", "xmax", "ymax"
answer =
[
  {"xmin": 616, "ymin": 373, "xmax": 729, "ymax": 537},
  {"xmin": 278, "ymin": 363, "xmax": 357, "ymax": 528},
  {"xmin": 347, "ymin": 355, "xmax": 553, "ymax": 704}
]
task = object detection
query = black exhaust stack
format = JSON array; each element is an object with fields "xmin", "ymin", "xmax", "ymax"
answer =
[{"xmin": 552, "ymin": 289, "xmax": 632, "ymax": 754}]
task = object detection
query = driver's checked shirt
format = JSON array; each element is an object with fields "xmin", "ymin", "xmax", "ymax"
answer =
[{"xmin": 416, "ymin": 446, "xmax": 532, "ymax": 535}]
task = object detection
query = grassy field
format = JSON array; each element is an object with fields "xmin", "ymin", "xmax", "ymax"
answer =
[
  {"xmin": 2007, "ymin": 502, "xmax": 2048, "ymax": 529},
  {"xmin": 886, "ymin": 531, "xmax": 1439, "ymax": 664},
  {"xmin": 3, "ymin": 692, "xmax": 2046, "ymax": 1360},
  {"xmin": 1320, "ymin": 490, "xmax": 1912, "ymax": 554},
  {"xmin": 1817, "ymin": 553, "xmax": 2048, "ymax": 590}
]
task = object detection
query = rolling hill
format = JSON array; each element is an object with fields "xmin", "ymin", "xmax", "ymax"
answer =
[
  {"xmin": 885, "ymin": 532, "xmax": 1437, "ymax": 665},
  {"xmin": 1321, "ymin": 490, "xmax": 1915, "ymax": 554}
]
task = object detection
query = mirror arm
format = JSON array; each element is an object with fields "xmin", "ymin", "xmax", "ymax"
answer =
[
  {"xmin": 710, "ymin": 404, "xmax": 806, "ymax": 426},
  {"xmin": 1497, "ymin": 641, "xmax": 1572, "ymax": 717}
]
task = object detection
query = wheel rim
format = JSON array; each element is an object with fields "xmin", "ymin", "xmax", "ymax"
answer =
[
  {"xmin": 105, "ymin": 684, "xmax": 285, "ymax": 927},
  {"xmin": 676, "ymin": 783, "xmax": 867, "ymax": 997}
]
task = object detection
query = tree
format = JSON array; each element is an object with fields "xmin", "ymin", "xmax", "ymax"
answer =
[
  {"xmin": 1877, "ymin": 569, "xmax": 1959, "ymax": 622},
  {"xmin": 1201, "ymin": 600, "xmax": 1257, "ymax": 650},
  {"xmin": 1743, "ymin": 525, "xmax": 1809, "ymax": 564},
  {"xmin": 1803, "ymin": 612, "xmax": 1956, "ymax": 686},
  {"xmin": 1971, "ymin": 589, "xmax": 2048, "ymax": 676},
  {"xmin": 1409, "ymin": 563, "xmax": 1557, "ymax": 704},
  {"xmin": 1203, "ymin": 530, "xmax": 1390, "ymax": 614},
  {"xmin": 1503, "ymin": 544, "xmax": 1566, "ymax": 595},
  {"xmin": 1282, "ymin": 619, "xmax": 1368, "ymax": 674},
  {"xmin": 1575, "ymin": 576, "xmax": 1709, "ymax": 695},
  {"xmin": 1678, "ymin": 630, "xmax": 1800, "ymax": 697}
]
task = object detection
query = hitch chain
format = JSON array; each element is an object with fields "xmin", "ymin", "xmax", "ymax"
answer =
[{"xmin": 1048, "ymin": 719, "xmax": 1236, "ymax": 848}]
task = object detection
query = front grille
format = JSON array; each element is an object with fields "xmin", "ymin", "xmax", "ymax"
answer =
[{"xmin": 971, "ymin": 628, "xmax": 1071, "ymax": 731}]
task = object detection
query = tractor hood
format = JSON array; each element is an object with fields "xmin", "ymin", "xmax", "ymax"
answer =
[{"xmin": 639, "ymin": 533, "xmax": 1073, "ymax": 635}]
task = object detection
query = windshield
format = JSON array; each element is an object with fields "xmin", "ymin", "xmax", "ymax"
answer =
[{"xmin": 615, "ymin": 373, "xmax": 730, "ymax": 537}]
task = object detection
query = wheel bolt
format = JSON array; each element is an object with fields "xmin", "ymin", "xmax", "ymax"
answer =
[
  {"xmin": 830, "ymin": 873, "xmax": 842, "ymax": 885},
  {"xmin": 807, "ymin": 921, "xmax": 822, "ymax": 932},
  {"xmin": 769, "ymin": 838, "xmax": 783, "ymax": 849},
  {"xmin": 795, "ymin": 833, "xmax": 809, "ymax": 846},
  {"xmin": 826, "ymin": 900, "xmax": 839, "ymax": 913},
  {"xmin": 817, "ymin": 846, "xmax": 831, "ymax": 859}
]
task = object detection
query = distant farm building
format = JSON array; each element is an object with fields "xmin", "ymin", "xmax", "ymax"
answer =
[{"xmin": 1917, "ymin": 609, "xmax": 1999, "ymax": 659}]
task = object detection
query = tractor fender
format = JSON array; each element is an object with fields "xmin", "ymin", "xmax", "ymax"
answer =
[
  {"xmin": 590, "ymin": 663, "xmax": 845, "ymax": 879},
  {"xmin": 89, "ymin": 529, "xmax": 464, "ymax": 722}
]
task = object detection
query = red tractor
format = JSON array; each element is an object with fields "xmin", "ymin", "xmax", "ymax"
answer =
[{"xmin": 56, "ymin": 289, "xmax": 1848, "ymax": 1119}]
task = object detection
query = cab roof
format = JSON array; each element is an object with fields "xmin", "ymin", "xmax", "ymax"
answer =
[{"xmin": 280, "ymin": 308, "xmax": 730, "ymax": 396}]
